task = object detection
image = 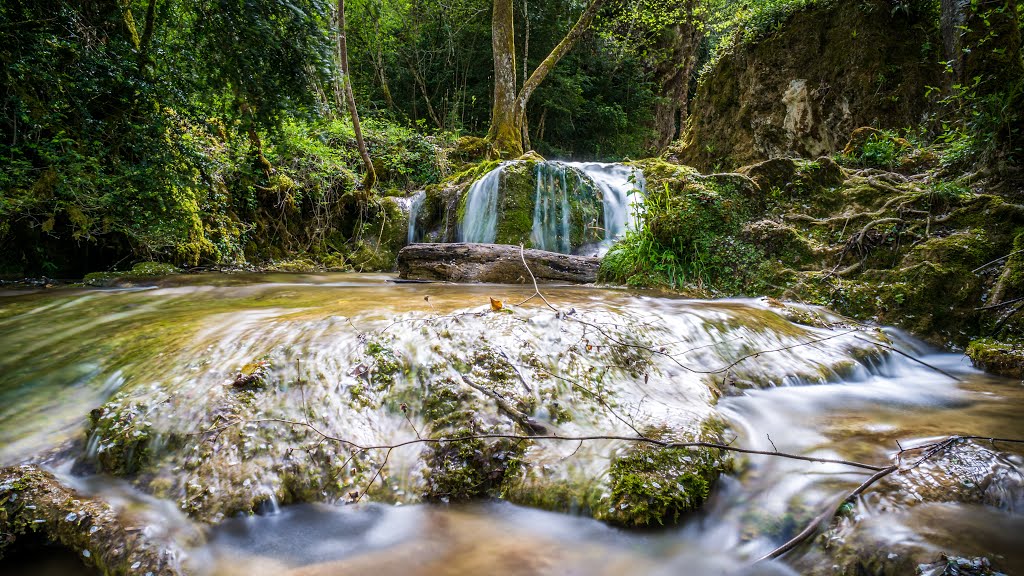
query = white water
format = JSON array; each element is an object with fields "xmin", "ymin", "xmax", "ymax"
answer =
[
  {"xmin": 529, "ymin": 163, "xmax": 573, "ymax": 253},
  {"xmin": 458, "ymin": 164, "xmax": 505, "ymax": 243},
  {"xmin": 568, "ymin": 161, "xmax": 644, "ymax": 249},
  {"xmin": 406, "ymin": 191, "xmax": 426, "ymax": 244},
  {"xmin": 2, "ymin": 276, "xmax": 1023, "ymax": 575}
]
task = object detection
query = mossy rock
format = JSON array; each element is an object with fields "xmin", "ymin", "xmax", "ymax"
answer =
[
  {"xmin": 494, "ymin": 160, "xmax": 537, "ymax": 246},
  {"xmin": 129, "ymin": 262, "xmax": 179, "ymax": 276},
  {"xmin": 967, "ymin": 338, "xmax": 1024, "ymax": 379},
  {"xmin": 453, "ymin": 136, "xmax": 489, "ymax": 164},
  {"xmin": 83, "ymin": 261, "xmax": 180, "ymax": 286},
  {"xmin": 742, "ymin": 220, "xmax": 817, "ymax": 266},
  {"xmin": 0, "ymin": 465, "xmax": 185, "ymax": 575},
  {"xmin": 420, "ymin": 375, "xmax": 530, "ymax": 502},
  {"xmin": 268, "ymin": 258, "xmax": 320, "ymax": 273},
  {"xmin": 597, "ymin": 442, "xmax": 729, "ymax": 527},
  {"xmin": 347, "ymin": 196, "xmax": 409, "ymax": 271},
  {"xmin": 675, "ymin": 0, "xmax": 943, "ymax": 171}
]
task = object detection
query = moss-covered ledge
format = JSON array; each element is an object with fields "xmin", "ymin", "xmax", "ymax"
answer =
[
  {"xmin": 967, "ymin": 338, "xmax": 1024, "ymax": 380},
  {"xmin": 0, "ymin": 465, "xmax": 185, "ymax": 576}
]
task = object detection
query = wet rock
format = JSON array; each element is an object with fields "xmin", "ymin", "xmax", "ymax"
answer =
[
  {"xmin": 83, "ymin": 262, "xmax": 180, "ymax": 287},
  {"xmin": 397, "ymin": 243, "xmax": 600, "ymax": 284},
  {"xmin": 0, "ymin": 465, "xmax": 184, "ymax": 575},
  {"xmin": 917, "ymin": 554, "xmax": 1007, "ymax": 576},
  {"xmin": 967, "ymin": 338, "xmax": 1024, "ymax": 380},
  {"xmin": 802, "ymin": 440, "xmax": 1024, "ymax": 576},
  {"xmin": 883, "ymin": 440, "xmax": 1024, "ymax": 511}
]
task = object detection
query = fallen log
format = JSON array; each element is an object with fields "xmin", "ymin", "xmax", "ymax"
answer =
[{"xmin": 397, "ymin": 243, "xmax": 600, "ymax": 284}]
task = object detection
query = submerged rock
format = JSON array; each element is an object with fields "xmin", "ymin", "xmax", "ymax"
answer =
[
  {"xmin": 0, "ymin": 465, "xmax": 184, "ymax": 575},
  {"xmin": 397, "ymin": 242, "xmax": 600, "ymax": 284}
]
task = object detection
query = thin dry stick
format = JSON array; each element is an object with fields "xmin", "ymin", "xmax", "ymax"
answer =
[
  {"xmin": 515, "ymin": 244, "xmax": 560, "ymax": 312},
  {"xmin": 194, "ymin": 418, "xmax": 889, "ymax": 472},
  {"xmin": 853, "ymin": 336, "xmax": 957, "ymax": 380},
  {"xmin": 757, "ymin": 463, "xmax": 899, "ymax": 562}
]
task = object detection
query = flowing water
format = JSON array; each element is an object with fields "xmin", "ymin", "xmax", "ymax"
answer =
[
  {"xmin": 406, "ymin": 191, "xmax": 427, "ymax": 245},
  {"xmin": 457, "ymin": 164, "xmax": 506, "ymax": 243},
  {"xmin": 454, "ymin": 161, "xmax": 641, "ymax": 254},
  {"xmin": 1, "ymin": 274, "xmax": 1022, "ymax": 575}
]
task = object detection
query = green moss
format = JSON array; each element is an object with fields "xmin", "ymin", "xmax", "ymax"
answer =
[
  {"xmin": 967, "ymin": 338, "xmax": 1024, "ymax": 379},
  {"xmin": 494, "ymin": 160, "xmax": 536, "ymax": 245},
  {"xmin": 503, "ymin": 476, "xmax": 606, "ymax": 516},
  {"xmin": 599, "ymin": 443, "xmax": 727, "ymax": 527},
  {"xmin": 129, "ymin": 262, "xmax": 179, "ymax": 276}
]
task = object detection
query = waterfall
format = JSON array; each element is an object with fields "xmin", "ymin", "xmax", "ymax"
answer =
[
  {"xmin": 458, "ymin": 163, "xmax": 505, "ymax": 243},
  {"xmin": 427, "ymin": 160, "xmax": 642, "ymax": 253},
  {"xmin": 532, "ymin": 161, "xmax": 644, "ymax": 255},
  {"xmin": 407, "ymin": 191, "xmax": 426, "ymax": 244}
]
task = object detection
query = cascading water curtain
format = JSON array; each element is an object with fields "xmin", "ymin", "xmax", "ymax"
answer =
[
  {"xmin": 458, "ymin": 164, "xmax": 504, "ymax": 243},
  {"xmin": 530, "ymin": 163, "xmax": 572, "ymax": 253}
]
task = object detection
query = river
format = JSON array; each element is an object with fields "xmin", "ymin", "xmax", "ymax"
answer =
[{"xmin": 0, "ymin": 273, "xmax": 1021, "ymax": 575}]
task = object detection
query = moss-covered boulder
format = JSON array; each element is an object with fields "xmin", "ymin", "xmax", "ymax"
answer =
[
  {"xmin": 967, "ymin": 338, "xmax": 1024, "ymax": 380},
  {"xmin": 0, "ymin": 465, "xmax": 187, "ymax": 575},
  {"xmin": 598, "ymin": 439, "xmax": 730, "ymax": 527},
  {"xmin": 83, "ymin": 262, "xmax": 180, "ymax": 287},
  {"xmin": 346, "ymin": 196, "xmax": 409, "ymax": 271}
]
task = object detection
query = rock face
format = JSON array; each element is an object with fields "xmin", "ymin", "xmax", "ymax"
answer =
[
  {"xmin": 397, "ymin": 243, "xmax": 600, "ymax": 284},
  {"xmin": 671, "ymin": 0, "xmax": 942, "ymax": 171}
]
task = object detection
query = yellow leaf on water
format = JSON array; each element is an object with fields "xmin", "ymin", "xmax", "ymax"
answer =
[{"xmin": 489, "ymin": 297, "xmax": 503, "ymax": 312}]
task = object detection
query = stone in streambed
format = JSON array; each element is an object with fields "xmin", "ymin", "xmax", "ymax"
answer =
[{"xmin": 0, "ymin": 465, "xmax": 184, "ymax": 576}]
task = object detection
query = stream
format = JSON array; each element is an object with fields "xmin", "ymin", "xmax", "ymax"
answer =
[{"xmin": 1, "ymin": 273, "xmax": 1021, "ymax": 575}]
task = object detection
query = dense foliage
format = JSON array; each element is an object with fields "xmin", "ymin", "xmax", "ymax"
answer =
[{"xmin": 2, "ymin": 0, "xmax": 1020, "ymax": 278}]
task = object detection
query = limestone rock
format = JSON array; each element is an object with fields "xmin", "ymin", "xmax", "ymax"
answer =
[{"xmin": 672, "ymin": 0, "xmax": 943, "ymax": 171}]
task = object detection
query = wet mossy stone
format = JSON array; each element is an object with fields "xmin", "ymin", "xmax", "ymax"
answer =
[
  {"xmin": 494, "ymin": 160, "xmax": 537, "ymax": 246},
  {"xmin": 420, "ymin": 377, "xmax": 529, "ymax": 502},
  {"xmin": 598, "ymin": 443, "xmax": 729, "ymax": 527},
  {"xmin": 967, "ymin": 338, "xmax": 1024, "ymax": 380},
  {"xmin": 0, "ymin": 465, "xmax": 185, "ymax": 575},
  {"xmin": 83, "ymin": 262, "xmax": 179, "ymax": 286}
]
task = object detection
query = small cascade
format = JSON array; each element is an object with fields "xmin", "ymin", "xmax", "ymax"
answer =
[
  {"xmin": 406, "ymin": 191, "xmax": 426, "ymax": 244},
  {"xmin": 567, "ymin": 162, "xmax": 644, "ymax": 248},
  {"xmin": 458, "ymin": 163, "xmax": 505, "ymax": 243}
]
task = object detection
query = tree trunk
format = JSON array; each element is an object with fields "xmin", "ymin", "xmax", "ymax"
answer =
[
  {"xmin": 486, "ymin": 0, "xmax": 523, "ymax": 158},
  {"xmin": 485, "ymin": 0, "xmax": 605, "ymax": 158},
  {"xmin": 137, "ymin": 0, "xmax": 158, "ymax": 73},
  {"xmin": 338, "ymin": 0, "xmax": 377, "ymax": 191}
]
